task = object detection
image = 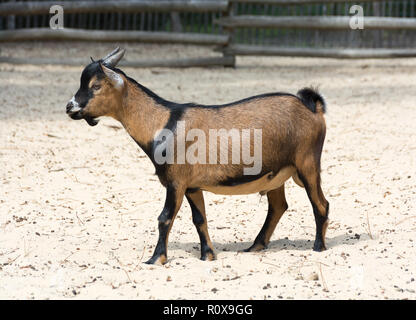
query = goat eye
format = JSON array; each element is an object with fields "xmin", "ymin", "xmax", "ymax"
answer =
[{"xmin": 92, "ymin": 84, "xmax": 101, "ymax": 91}]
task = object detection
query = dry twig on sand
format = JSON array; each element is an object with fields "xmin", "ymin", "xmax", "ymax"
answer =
[
  {"xmin": 365, "ymin": 212, "xmax": 374, "ymax": 240},
  {"xmin": 317, "ymin": 262, "xmax": 329, "ymax": 292}
]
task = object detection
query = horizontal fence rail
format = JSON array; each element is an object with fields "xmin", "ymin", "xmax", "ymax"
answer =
[
  {"xmin": 0, "ymin": 27, "xmax": 229, "ymax": 45},
  {"xmin": 216, "ymin": 15, "xmax": 416, "ymax": 30},
  {"xmin": 231, "ymin": 0, "xmax": 383, "ymax": 4},
  {"xmin": 224, "ymin": 44, "xmax": 416, "ymax": 58},
  {"xmin": 0, "ymin": 1, "xmax": 229, "ymax": 16},
  {"xmin": 0, "ymin": 55, "xmax": 235, "ymax": 67}
]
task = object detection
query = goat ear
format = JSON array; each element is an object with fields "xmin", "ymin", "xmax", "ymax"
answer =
[
  {"xmin": 102, "ymin": 47, "xmax": 125, "ymax": 68},
  {"xmin": 101, "ymin": 64, "xmax": 124, "ymax": 90}
]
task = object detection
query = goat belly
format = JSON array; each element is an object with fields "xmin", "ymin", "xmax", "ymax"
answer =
[{"xmin": 201, "ymin": 166, "xmax": 296, "ymax": 195}]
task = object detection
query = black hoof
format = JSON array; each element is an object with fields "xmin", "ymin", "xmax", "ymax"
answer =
[
  {"xmin": 242, "ymin": 242, "xmax": 267, "ymax": 253},
  {"xmin": 313, "ymin": 240, "xmax": 326, "ymax": 252},
  {"xmin": 201, "ymin": 249, "xmax": 216, "ymax": 261},
  {"xmin": 145, "ymin": 254, "xmax": 167, "ymax": 265}
]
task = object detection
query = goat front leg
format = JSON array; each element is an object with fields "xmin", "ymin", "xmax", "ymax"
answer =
[
  {"xmin": 186, "ymin": 189, "xmax": 215, "ymax": 261},
  {"xmin": 146, "ymin": 184, "xmax": 185, "ymax": 265}
]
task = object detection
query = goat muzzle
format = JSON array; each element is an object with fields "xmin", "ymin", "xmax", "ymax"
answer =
[{"xmin": 66, "ymin": 101, "xmax": 82, "ymax": 117}]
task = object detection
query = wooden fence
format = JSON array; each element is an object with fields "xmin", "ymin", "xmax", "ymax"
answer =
[{"xmin": 0, "ymin": 0, "xmax": 416, "ymax": 67}]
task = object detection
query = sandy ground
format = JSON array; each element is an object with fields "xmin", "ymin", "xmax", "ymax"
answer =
[{"xmin": 0, "ymin": 42, "xmax": 415, "ymax": 300}]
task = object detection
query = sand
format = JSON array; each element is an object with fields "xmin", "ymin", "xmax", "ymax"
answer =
[{"xmin": 0, "ymin": 42, "xmax": 415, "ymax": 299}]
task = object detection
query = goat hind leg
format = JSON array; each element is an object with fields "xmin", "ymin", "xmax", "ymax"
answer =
[
  {"xmin": 244, "ymin": 185, "xmax": 288, "ymax": 252},
  {"xmin": 297, "ymin": 159, "xmax": 329, "ymax": 252}
]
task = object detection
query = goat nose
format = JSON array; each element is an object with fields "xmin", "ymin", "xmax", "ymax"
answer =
[
  {"xmin": 66, "ymin": 102, "xmax": 73, "ymax": 113},
  {"xmin": 66, "ymin": 97, "xmax": 81, "ymax": 114}
]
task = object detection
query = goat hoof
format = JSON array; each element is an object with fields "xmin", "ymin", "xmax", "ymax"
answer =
[
  {"xmin": 313, "ymin": 241, "xmax": 326, "ymax": 252},
  {"xmin": 145, "ymin": 254, "xmax": 167, "ymax": 265},
  {"xmin": 201, "ymin": 250, "xmax": 216, "ymax": 261},
  {"xmin": 243, "ymin": 242, "xmax": 267, "ymax": 252}
]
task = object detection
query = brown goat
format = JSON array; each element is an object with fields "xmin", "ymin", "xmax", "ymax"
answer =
[{"xmin": 66, "ymin": 48, "xmax": 329, "ymax": 265}]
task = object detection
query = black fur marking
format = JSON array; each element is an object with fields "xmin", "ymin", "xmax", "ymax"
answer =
[
  {"xmin": 218, "ymin": 172, "xmax": 268, "ymax": 187},
  {"xmin": 297, "ymin": 87, "xmax": 326, "ymax": 114},
  {"xmin": 164, "ymin": 106, "xmax": 185, "ymax": 132},
  {"xmin": 217, "ymin": 165, "xmax": 291, "ymax": 187}
]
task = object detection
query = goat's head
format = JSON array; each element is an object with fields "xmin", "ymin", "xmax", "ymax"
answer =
[{"xmin": 66, "ymin": 47, "xmax": 126, "ymax": 126}]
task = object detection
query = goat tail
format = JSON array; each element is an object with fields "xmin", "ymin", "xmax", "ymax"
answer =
[{"xmin": 297, "ymin": 87, "xmax": 326, "ymax": 115}]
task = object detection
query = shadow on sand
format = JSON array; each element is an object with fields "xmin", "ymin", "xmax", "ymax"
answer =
[{"xmin": 169, "ymin": 232, "xmax": 370, "ymax": 259}]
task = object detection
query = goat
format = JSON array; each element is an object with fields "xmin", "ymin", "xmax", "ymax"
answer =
[{"xmin": 66, "ymin": 48, "xmax": 329, "ymax": 265}]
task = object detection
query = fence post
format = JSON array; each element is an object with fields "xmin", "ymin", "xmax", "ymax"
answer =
[
  {"xmin": 6, "ymin": 0, "xmax": 16, "ymax": 30},
  {"xmin": 222, "ymin": 1, "xmax": 236, "ymax": 67},
  {"xmin": 170, "ymin": 12, "xmax": 183, "ymax": 32},
  {"xmin": 372, "ymin": 2, "xmax": 382, "ymax": 47}
]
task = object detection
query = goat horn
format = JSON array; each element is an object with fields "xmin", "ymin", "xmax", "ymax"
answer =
[
  {"xmin": 102, "ymin": 47, "xmax": 120, "ymax": 61},
  {"xmin": 102, "ymin": 48, "xmax": 125, "ymax": 67}
]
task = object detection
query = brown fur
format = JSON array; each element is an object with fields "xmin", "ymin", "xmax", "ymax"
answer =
[{"xmin": 116, "ymin": 84, "xmax": 326, "ymax": 195}]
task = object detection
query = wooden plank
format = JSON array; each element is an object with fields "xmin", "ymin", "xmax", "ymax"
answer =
[
  {"xmin": 0, "ymin": 1, "xmax": 229, "ymax": 16},
  {"xmin": 0, "ymin": 28, "xmax": 229, "ymax": 45},
  {"xmin": 231, "ymin": 0, "xmax": 382, "ymax": 4},
  {"xmin": 215, "ymin": 15, "xmax": 416, "ymax": 30},
  {"xmin": 0, "ymin": 56, "xmax": 235, "ymax": 68},
  {"xmin": 224, "ymin": 44, "xmax": 416, "ymax": 58}
]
